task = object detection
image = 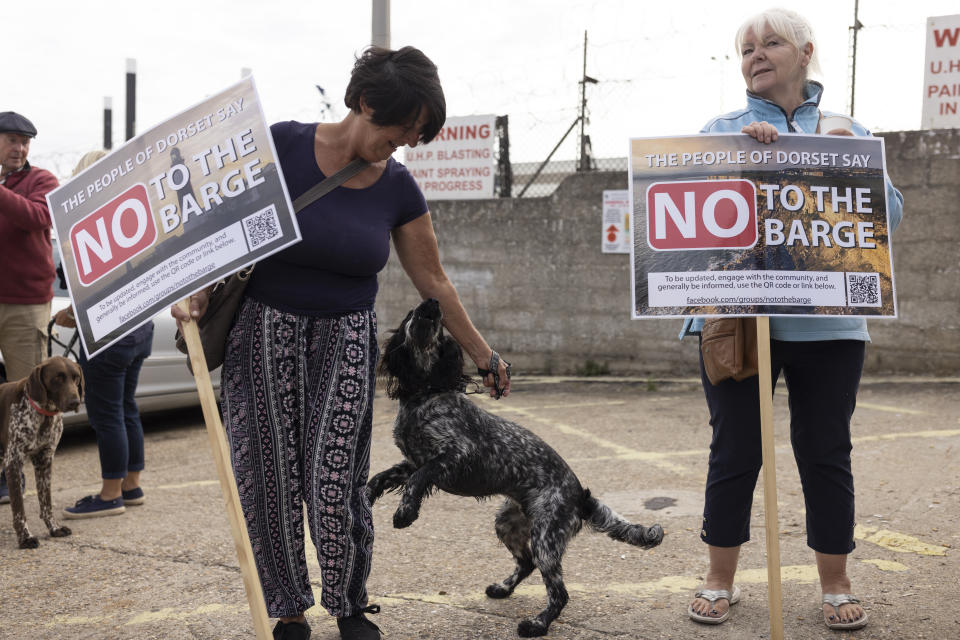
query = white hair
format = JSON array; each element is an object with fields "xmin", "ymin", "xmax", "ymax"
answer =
[{"xmin": 735, "ymin": 8, "xmax": 822, "ymax": 78}]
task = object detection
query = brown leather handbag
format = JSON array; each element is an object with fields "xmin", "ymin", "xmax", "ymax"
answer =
[
  {"xmin": 700, "ymin": 317, "xmax": 759, "ymax": 385},
  {"xmin": 175, "ymin": 265, "xmax": 254, "ymax": 373}
]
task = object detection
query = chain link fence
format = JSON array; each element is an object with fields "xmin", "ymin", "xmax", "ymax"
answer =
[
  {"xmin": 509, "ymin": 156, "xmax": 626, "ymax": 198},
  {"xmin": 494, "ymin": 115, "xmax": 626, "ymax": 198}
]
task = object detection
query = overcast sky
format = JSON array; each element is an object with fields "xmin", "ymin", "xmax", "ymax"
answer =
[{"xmin": 8, "ymin": 1, "xmax": 957, "ymax": 177}]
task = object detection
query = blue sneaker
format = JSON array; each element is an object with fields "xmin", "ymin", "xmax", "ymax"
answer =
[
  {"xmin": 121, "ymin": 487, "xmax": 145, "ymax": 506},
  {"xmin": 63, "ymin": 495, "xmax": 125, "ymax": 519},
  {"xmin": 0, "ymin": 471, "xmax": 26, "ymax": 505}
]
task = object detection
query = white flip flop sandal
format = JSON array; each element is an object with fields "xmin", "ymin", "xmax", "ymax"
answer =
[
  {"xmin": 688, "ymin": 585, "xmax": 741, "ymax": 624},
  {"xmin": 823, "ymin": 593, "xmax": 868, "ymax": 630}
]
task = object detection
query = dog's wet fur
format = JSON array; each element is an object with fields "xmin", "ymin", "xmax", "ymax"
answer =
[{"xmin": 369, "ymin": 299, "xmax": 664, "ymax": 637}]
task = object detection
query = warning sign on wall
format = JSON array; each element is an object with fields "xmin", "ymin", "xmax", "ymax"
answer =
[
  {"xmin": 602, "ymin": 189, "xmax": 630, "ymax": 254},
  {"xmin": 404, "ymin": 114, "xmax": 496, "ymax": 200},
  {"xmin": 922, "ymin": 14, "xmax": 960, "ymax": 129}
]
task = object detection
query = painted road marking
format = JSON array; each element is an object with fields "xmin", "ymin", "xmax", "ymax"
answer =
[
  {"xmin": 856, "ymin": 401, "xmax": 932, "ymax": 416},
  {"xmin": 45, "ymin": 603, "xmax": 246, "ymax": 628},
  {"xmin": 40, "ymin": 479, "xmax": 221, "ymax": 500},
  {"xmin": 774, "ymin": 390, "xmax": 933, "ymax": 416},
  {"xmin": 488, "ymin": 403, "xmax": 691, "ymax": 475},
  {"xmin": 852, "ymin": 428, "xmax": 960, "ymax": 444},
  {"xmin": 125, "ymin": 603, "xmax": 242, "ymax": 625},
  {"xmin": 855, "ymin": 525, "xmax": 949, "ymax": 556},
  {"xmin": 155, "ymin": 480, "xmax": 220, "ymax": 490},
  {"xmin": 474, "ymin": 396, "xmax": 960, "ymax": 474},
  {"xmin": 379, "ymin": 559, "xmax": 901, "ymax": 607},
  {"xmin": 862, "ymin": 559, "xmax": 910, "ymax": 571},
  {"xmin": 41, "ymin": 557, "xmax": 919, "ymax": 629},
  {"xmin": 487, "ymin": 400, "xmax": 629, "ymax": 411}
]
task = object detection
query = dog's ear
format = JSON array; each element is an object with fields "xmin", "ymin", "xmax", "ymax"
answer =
[
  {"xmin": 26, "ymin": 360, "xmax": 48, "ymax": 405},
  {"xmin": 378, "ymin": 311, "xmax": 415, "ymax": 399},
  {"xmin": 72, "ymin": 359, "xmax": 84, "ymax": 401},
  {"xmin": 378, "ymin": 326, "xmax": 407, "ymax": 378}
]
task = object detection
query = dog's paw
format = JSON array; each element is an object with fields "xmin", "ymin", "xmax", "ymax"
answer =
[
  {"xmin": 517, "ymin": 619, "xmax": 549, "ymax": 637},
  {"xmin": 392, "ymin": 505, "xmax": 419, "ymax": 529},
  {"xmin": 18, "ymin": 536, "xmax": 39, "ymax": 549},
  {"xmin": 485, "ymin": 583, "xmax": 512, "ymax": 599},
  {"xmin": 641, "ymin": 524, "xmax": 665, "ymax": 549},
  {"xmin": 50, "ymin": 526, "xmax": 72, "ymax": 538},
  {"xmin": 364, "ymin": 485, "xmax": 379, "ymax": 506}
]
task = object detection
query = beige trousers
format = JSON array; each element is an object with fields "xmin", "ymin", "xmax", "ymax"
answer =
[{"xmin": 0, "ymin": 302, "xmax": 51, "ymax": 382}]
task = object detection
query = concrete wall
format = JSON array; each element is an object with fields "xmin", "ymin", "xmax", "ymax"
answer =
[{"xmin": 376, "ymin": 129, "xmax": 960, "ymax": 377}]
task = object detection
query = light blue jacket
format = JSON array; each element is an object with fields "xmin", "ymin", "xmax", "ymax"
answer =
[{"xmin": 679, "ymin": 82, "xmax": 904, "ymax": 342}]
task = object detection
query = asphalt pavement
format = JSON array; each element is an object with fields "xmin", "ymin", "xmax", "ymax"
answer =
[{"xmin": 1, "ymin": 376, "xmax": 957, "ymax": 640}]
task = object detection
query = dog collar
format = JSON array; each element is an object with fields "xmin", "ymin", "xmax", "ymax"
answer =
[{"xmin": 28, "ymin": 395, "xmax": 60, "ymax": 417}]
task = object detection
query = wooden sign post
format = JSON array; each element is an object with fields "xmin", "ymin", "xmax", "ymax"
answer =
[
  {"xmin": 177, "ymin": 299, "xmax": 272, "ymax": 640},
  {"xmin": 756, "ymin": 317, "xmax": 784, "ymax": 640}
]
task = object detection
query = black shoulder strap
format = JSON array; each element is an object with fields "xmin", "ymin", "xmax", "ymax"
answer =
[{"xmin": 292, "ymin": 157, "xmax": 369, "ymax": 213}]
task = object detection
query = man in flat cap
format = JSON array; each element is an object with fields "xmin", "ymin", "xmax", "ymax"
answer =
[{"xmin": 0, "ymin": 111, "xmax": 59, "ymax": 504}]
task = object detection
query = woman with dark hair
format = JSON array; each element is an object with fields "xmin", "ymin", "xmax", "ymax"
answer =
[{"xmin": 174, "ymin": 46, "xmax": 510, "ymax": 640}]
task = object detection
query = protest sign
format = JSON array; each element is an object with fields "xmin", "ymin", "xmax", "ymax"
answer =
[
  {"xmin": 46, "ymin": 76, "xmax": 294, "ymax": 640},
  {"xmin": 47, "ymin": 76, "xmax": 298, "ymax": 358},
  {"xmin": 629, "ymin": 133, "xmax": 896, "ymax": 319},
  {"xmin": 404, "ymin": 114, "xmax": 496, "ymax": 199}
]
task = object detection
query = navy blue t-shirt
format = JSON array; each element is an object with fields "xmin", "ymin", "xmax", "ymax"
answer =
[{"xmin": 246, "ymin": 121, "xmax": 428, "ymax": 316}]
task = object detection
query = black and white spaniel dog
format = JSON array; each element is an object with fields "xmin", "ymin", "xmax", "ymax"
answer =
[{"xmin": 369, "ymin": 298, "xmax": 664, "ymax": 638}]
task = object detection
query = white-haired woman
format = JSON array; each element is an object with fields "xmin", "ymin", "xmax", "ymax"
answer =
[{"xmin": 683, "ymin": 8, "xmax": 903, "ymax": 632}]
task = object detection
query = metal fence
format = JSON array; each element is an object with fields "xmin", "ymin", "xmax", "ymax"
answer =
[
  {"xmin": 509, "ymin": 156, "xmax": 626, "ymax": 198},
  {"xmin": 494, "ymin": 114, "xmax": 626, "ymax": 198}
]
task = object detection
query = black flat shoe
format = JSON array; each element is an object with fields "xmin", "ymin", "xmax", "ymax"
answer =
[
  {"xmin": 337, "ymin": 605, "xmax": 381, "ymax": 639},
  {"xmin": 273, "ymin": 619, "xmax": 311, "ymax": 640}
]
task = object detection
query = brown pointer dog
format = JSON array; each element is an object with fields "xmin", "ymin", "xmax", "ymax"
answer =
[{"xmin": 0, "ymin": 356, "xmax": 83, "ymax": 548}]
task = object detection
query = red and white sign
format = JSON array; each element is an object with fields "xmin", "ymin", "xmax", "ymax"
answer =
[
  {"xmin": 646, "ymin": 179, "xmax": 758, "ymax": 251},
  {"xmin": 404, "ymin": 114, "xmax": 496, "ymax": 200},
  {"xmin": 70, "ymin": 184, "xmax": 157, "ymax": 285},
  {"xmin": 922, "ymin": 14, "xmax": 960, "ymax": 129},
  {"xmin": 602, "ymin": 189, "xmax": 630, "ymax": 254}
]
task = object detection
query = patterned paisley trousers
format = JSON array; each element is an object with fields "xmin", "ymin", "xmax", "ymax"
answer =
[{"xmin": 221, "ymin": 298, "xmax": 377, "ymax": 618}]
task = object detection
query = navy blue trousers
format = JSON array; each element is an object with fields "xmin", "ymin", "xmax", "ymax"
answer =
[
  {"xmin": 79, "ymin": 324, "xmax": 153, "ymax": 479},
  {"xmin": 698, "ymin": 339, "xmax": 864, "ymax": 554}
]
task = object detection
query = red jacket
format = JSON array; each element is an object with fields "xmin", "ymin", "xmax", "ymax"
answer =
[{"xmin": 0, "ymin": 162, "xmax": 58, "ymax": 303}]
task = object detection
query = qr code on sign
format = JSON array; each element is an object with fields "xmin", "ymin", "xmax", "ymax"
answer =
[
  {"xmin": 242, "ymin": 205, "xmax": 281, "ymax": 250},
  {"xmin": 846, "ymin": 272, "xmax": 881, "ymax": 307}
]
